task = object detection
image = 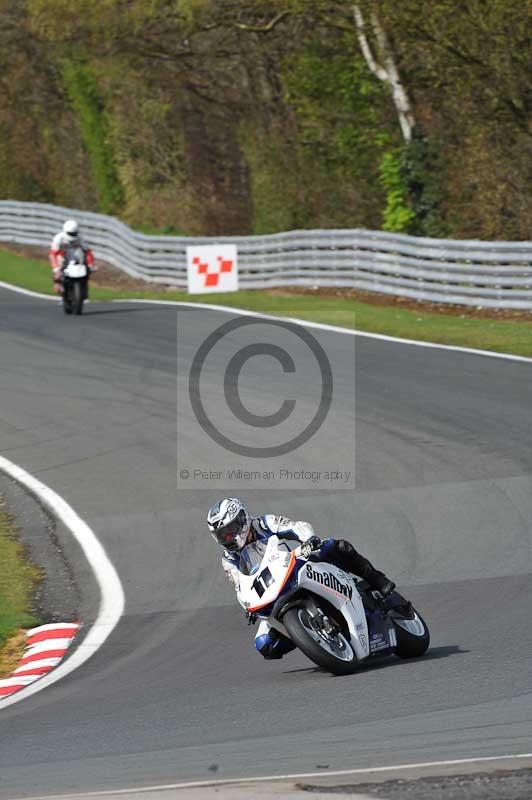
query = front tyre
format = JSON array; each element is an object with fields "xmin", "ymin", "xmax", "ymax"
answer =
[
  {"xmin": 393, "ymin": 609, "xmax": 430, "ymax": 659},
  {"xmin": 282, "ymin": 597, "xmax": 358, "ymax": 675},
  {"xmin": 63, "ymin": 284, "xmax": 73, "ymax": 315},
  {"xmin": 73, "ymin": 281, "xmax": 83, "ymax": 315}
]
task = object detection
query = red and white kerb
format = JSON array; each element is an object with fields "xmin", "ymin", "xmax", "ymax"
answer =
[{"xmin": 0, "ymin": 622, "xmax": 80, "ymax": 697}]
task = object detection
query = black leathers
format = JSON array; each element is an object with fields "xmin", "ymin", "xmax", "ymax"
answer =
[{"xmin": 325, "ymin": 539, "xmax": 395, "ymax": 595}]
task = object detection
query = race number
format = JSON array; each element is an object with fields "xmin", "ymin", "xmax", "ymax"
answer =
[{"xmin": 252, "ymin": 567, "xmax": 274, "ymax": 598}]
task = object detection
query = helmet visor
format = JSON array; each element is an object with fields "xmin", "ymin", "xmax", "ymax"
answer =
[{"xmin": 212, "ymin": 520, "xmax": 243, "ymax": 545}]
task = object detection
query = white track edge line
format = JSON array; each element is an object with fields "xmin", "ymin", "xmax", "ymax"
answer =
[
  {"xmin": 1, "ymin": 279, "xmax": 531, "ymax": 364},
  {"xmin": 0, "ymin": 456, "xmax": 125, "ymax": 709},
  {"xmin": 111, "ymin": 298, "xmax": 532, "ymax": 364},
  {"xmin": 17, "ymin": 753, "xmax": 532, "ymax": 799},
  {"xmin": 0, "ymin": 282, "xmax": 90, "ymax": 303},
  {"xmin": 0, "ymin": 280, "xmax": 57, "ymax": 301}
]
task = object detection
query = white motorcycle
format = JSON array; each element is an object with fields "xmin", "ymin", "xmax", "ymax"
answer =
[
  {"xmin": 62, "ymin": 246, "xmax": 90, "ymax": 316},
  {"xmin": 237, "ymin": 535, "xmax": 429, "ymax": 675}
]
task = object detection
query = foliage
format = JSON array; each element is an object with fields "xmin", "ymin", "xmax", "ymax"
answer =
[
  {"xmin": 61, "ymin": 61, "xmax": 123, "ymax": 214},
  {"xmin": 378, "ymin": 150, "xmax": 415, "ymax": 233},
  {"xmin": 0, "ymin": 0, "xmax": 529, "ymax": 238},
  {"xmin": 281, "ymin": 30, "xmax": 394, "ymax": 228},
  {"xmin": 398, "ymin": 137, "xmax": 446, "ymax": 237},
  {"xmin": 376, "ymin": 0, "xmax": 532, "ymax": 238}
]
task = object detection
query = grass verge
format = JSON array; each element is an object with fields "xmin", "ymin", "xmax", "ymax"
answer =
[
  {"xmin": 1, "ymin": 247, "xmax": 532, "ymax": 357},
  {"xmin": 0, "ymin": 501, "xmax": 41, "ymax": 676}
]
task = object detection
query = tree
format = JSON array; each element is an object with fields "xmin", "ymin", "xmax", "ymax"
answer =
[
  {"xmin": 352, "ymin": 4, "xmax": 415, "ymax": 141},
  {"xmin": 9, "ymin": 0, "xmax": 531, "ymax": 238}
]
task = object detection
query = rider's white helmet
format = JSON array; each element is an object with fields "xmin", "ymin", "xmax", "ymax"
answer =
[
  {"xmin": 63, "ymin": 219, "xmax": 79, "ymax": 241},
  {"xmin": 207, "ymin": 498, "xmax": 251, "ymax": 553}
]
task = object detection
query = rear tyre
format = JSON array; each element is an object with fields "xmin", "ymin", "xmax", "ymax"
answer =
[
  {"xmin": 282, "ymin": 597, "xmax": 358, "ymax": 675},
  {"xmin": 73, "ymin": 281, "xmax": 83, "ymax": 315},
  {"xmin": 393, "ymin": 609, "xmax": 430, "ymax": 658}
]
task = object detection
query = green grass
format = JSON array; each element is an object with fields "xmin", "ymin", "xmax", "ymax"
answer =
[
  {"xmin": 0, "ymin": 502, "xmax": 41, "ymax": 653},
  {"xmin": 0, "ymin": 248, "xmax": 54, "ymax": 295},
  {"xmin": 1, "ymin": 247, "xmax": 532, "ymax": 357}
]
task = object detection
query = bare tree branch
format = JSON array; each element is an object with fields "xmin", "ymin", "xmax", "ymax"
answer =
[
  {"xmin": 370, "ymin": 11, "xmax": 415, "ymax": 141},
  {"xmin": 353, "ymin": 4, "xmax": 415, "ymax": 141},
  {"xmin": 353, "ymin": 4, "xmax": 388, "ymax": 82},
  {"xmin": 318, "ymin": 14, "xmax": 355, "ymax": 33},
  {"xmin": 234, "ymin": 10, "xmax": 291, "ymax": 33}
]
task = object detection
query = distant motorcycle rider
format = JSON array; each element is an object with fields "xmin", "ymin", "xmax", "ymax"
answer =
[
  {"xmin": 208, "ymin": 497, "xmax": 409, "ymax": 660},
  {"xmin": 48, "ymin": 219, "xmax": 95, "ymax": 295}
]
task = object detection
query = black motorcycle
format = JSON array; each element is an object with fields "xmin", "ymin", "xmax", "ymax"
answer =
[{"xmin": 62, "ymin": 247, "xmax": 90, "ymax": 315}]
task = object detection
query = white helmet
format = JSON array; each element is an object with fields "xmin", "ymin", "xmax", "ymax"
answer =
[
  {"xmin": 63, "ymin": 219, "xmax": 79, "ymax": 241},
  {"xmin": 207, "ymin": 498, "xmax": 251, "ymax": 553}
]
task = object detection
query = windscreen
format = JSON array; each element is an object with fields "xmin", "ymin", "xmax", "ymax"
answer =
[
  {"xmin": 239, "ymin": 540, "xmax": 268, "ymax": 576},
  {"xmin": 65, "ymin": 245, "xmax": 84, "ymax": 264}
]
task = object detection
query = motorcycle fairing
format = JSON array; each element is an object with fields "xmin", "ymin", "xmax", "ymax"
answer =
[
  {"xmin": 296, "ymin": 559, "xmax": 370, "ymax": 660},
  {"xmin": 365, "ymin": 608, "xmax": 397, "ymax": 655},
  {"xmin": 237, "ymin": 537, "xmax": 300, "ymax": 613}
]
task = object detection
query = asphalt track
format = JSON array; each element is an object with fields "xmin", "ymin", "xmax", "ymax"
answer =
[{"xmin": 0, "ymin": 287, "xmax": 531, "ymax": 798}]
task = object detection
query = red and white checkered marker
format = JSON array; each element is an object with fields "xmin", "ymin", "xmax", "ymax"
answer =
[
  {"xmin": 187, "ymin": 245, "xmax": 238, "ymax": 294},
  {"xmin": 0, "ymin": 622, "xmax": 80, "ymax": 696}
]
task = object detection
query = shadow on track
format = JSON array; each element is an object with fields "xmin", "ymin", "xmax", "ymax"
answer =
[
  {"xmin": 282, "ymin": 645, "xmax": 467, "ymax": 678},
  {"xmin": 81, "ymin": 307, "xmax": 150, "ymax": 316}
]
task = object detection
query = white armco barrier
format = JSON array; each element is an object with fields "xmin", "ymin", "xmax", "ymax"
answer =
[{"xmin": 1, "ymin": 200, "xmax": 531, "ymax": 309}]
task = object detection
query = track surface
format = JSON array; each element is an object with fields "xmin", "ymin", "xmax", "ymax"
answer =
[{"xmin": 0, "ymin": 289, "xmax": 531, "ymax": 798}]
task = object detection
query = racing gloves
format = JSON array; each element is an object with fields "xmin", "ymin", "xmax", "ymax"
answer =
[{"xmin": 300, "ymin": 536, "xmax": 322, "ymax": 558}]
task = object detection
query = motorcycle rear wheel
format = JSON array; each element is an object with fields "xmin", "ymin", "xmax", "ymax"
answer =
[{"xmin": 282, "ymin": 598, "xmax": 358, "ymax": 675}]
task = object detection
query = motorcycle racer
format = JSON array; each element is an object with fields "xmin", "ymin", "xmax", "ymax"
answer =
[
  {"xmin": 207, "ymin": 497, "xmax": 409, "ymax": 660},
  {"xmin": 48, "ymin": 219, "xmax": 94, "ymax": 294}
]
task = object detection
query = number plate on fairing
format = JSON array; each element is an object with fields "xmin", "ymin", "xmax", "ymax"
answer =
[{"xmin": 64, "ymin": 262, "xmax": 87, "ymax": 278}]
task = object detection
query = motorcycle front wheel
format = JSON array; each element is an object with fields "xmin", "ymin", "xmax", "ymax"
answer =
[
  {"xmin": 282, "ymin": 597, "xmax": 358, "ymax": 675},
  {"xmin": 63, "ymin": 284, "xmax": 73, "ymax": 315},
  {"xmin": 73, "ymin": 281, "xmax": 83, "ymax": 315}
]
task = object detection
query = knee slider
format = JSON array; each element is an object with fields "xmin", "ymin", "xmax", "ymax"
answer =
[
  {"xmin": 255, "ymin": 633, "xmax": 277, "ymax": 657},
  {"xmin": 255, "ymin": 631, "xmax": 294, "ymax": 659}
]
